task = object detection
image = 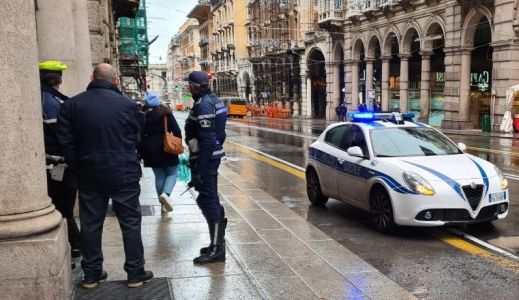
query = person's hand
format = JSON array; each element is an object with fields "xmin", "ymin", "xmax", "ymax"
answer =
[{"xmin": 188, "ymin": 174, "xmax": 203, "ymax": 189}]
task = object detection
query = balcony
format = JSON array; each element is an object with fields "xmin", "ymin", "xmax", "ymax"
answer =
[
  {"xmin": 227, "ymin": 43, "xmax": 235, "ymax": 50},
  {"xmin": 199, "ymin": 36, "xmax": 209, "ymax": 47},
  {"xmin": 318, "ymin": 9, "xmax": 345, "ymax": 27}
]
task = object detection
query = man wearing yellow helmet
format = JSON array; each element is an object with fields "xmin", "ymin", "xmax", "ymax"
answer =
[{"xmin": 39, "ymin": 60, "xmax": 81, "ymax": 262}]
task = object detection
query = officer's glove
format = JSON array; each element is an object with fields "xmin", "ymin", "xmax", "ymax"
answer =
[{"xmin": 188, "ymin": 174, "xmax": 203, "ymax": 190}]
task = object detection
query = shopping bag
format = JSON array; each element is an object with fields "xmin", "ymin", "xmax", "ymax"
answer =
[{"xmin": 177, "ymin": 153, "xmax": 191, "ymax": 182}]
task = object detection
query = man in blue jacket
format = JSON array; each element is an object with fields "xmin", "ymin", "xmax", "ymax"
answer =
[
  {"xmin": 57, "ymin": 64, "xmax": 153, "ymax": 288},
  {"xmin": 184, "ymin": 71, "xmax": 227, "ymax": 264},
  {"xmin": 39, "ymin": 60, "xmax": 81, "ymax": 261}
]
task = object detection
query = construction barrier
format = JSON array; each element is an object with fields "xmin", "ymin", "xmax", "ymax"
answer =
[{"xmin": 246, "ymin": 104, "xmax": 291, "ymax": 119}]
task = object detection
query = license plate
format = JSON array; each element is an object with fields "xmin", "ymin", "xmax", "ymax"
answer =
[{"xmin": 489, "ymin": 191, "xmax": 506, "ymax": 202}]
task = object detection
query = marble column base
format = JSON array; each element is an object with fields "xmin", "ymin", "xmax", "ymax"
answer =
[{"xmin": 0, "ymin": 220, "xmax": 71, "ymax": 300}]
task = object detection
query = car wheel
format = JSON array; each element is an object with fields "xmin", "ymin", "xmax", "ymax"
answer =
[
  {"xmin": 370, "ymin": 187, "xmax": 396, "ymax": 233},
  {"xmin": 306, "ymin": 168, "xmax": 328, "ymax": 206}
]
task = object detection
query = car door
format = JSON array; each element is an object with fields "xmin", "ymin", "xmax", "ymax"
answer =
[
  {"xmin": 316, "ymin": 125, "xmax": 349, "ymax": 199},
  {"xmin": 336, "ymin": 125, "xmax": 370, "ymax": 208}
]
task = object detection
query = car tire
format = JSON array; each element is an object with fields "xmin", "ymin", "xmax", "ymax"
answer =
[
  {"xmin": 306, "ymin": 168, "xmax": 328, "ymax": 206},
  {"xmin": 370, "ymin": 186, "xmax": 396, "ymax": 233}
]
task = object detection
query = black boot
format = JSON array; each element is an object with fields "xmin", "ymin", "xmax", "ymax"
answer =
[
  {"xmin": 194, "ymin": 221, "xmax": 226, "ymax": 264},
  {"xmin": 200, "ymin": 206, "xmax": 227, "ymax": 255}
]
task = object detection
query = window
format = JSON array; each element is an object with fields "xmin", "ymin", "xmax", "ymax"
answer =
[
  {"xmin": 343, "ymin": 126, "xmax": 368, "ymax": 156},
  {"xmin": 324, "ymin": 125, "xmax": 347, "ymax": 148}
]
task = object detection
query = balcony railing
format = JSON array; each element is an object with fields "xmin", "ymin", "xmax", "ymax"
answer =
[
  {"xmin": 318, "ymin": 9, "xmax": 345, "ymax": 23},
  {"xmin": 199, "ymin": 36, "xmax": 209, "ymax": 47},
  {"xmin": 348, "ymin": 0, "xmax": 399, "ymax": 17}
]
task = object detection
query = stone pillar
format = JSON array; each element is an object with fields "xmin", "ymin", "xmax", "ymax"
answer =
[
  {"xmin": 0, "ymin": 1, "xmax": 70, "ymax": 298},
  {"xmin": 36, "ymin": 0, "xmax": 79, "ymax": 96},
  {"xmin": 365, "ymin": 59, "xmax": 374, "ymax": 108},
  {"xmin": 72, "ymin": 0, "xmax": 93, "ymax": 91},
  {"xmin": 419, "ymin": 53, "xmax": 431, "ymax": 123},
  {"xmin": 351, "ymin": 61, "xmax": 360, "ymax": 110},
  {"xmin": 399, "ymin": 54, "xmax": 410, "ymax": 112},
  {"xmin": 459, "ymin": 49, "xmax": 472, "ymax": 122},
  {"xmin": 306, "ymin": 76, "xmax": 313, "ymax": 117},
  {"xmin": 381, "ymin": 56, "xmax": 390, "ymax": 111}
]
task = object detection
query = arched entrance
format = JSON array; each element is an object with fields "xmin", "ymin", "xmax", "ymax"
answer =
[
  {"xmin": 382, "ymin": 32, "xmax": 400, "ymax": 111},
  {"xmin": 423, "ymin": 22, "xmax": 445, "ymax": 126},
  {"xmin": 402, "ymin": 27, "xmax": 422, "ymax": 117},
  {"xmin": 367, "ymin": 35, "xmax": 382, "ymax": 110},
  {"xmin": 308, "ymin": 49, "xmax": 327, "ymax": 119}
]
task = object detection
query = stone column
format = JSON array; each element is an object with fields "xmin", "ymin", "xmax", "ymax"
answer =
[
  {"xmin": 0, "ymin": 1, "xmax": 70, "ymax": 298},
  {"xmin": 381, "ymin": 56, "xmax": 390, "ymax": 111},
  {"xmin": 365, "ymin": 59, "xmax": 374, "ymax": 107},
  {"xmin": 351, "ymin": 60, "xmax": 360, "ymax": 110},
  {"xmin": 459, "ymin": 49, "xmax": 472, "ymax": 122},
  {"xmin": 419, "ymin": 53, "xmax": 431, "ymax": 123},
  {"xmin": 36, "ymin": 0, "xmax": 79, "ymax": 96},
  {"xmin": 72, "ymin": 0, "xmax": 93, "ymax": 91},
  {"xmin": 399, "ymin": 54, "xmax": 410, "ymax": 112}
]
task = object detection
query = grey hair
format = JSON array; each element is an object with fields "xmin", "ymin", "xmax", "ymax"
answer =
[{"xmin": 93, "ymin": 63, "xmax": 118, "ymax": 82}]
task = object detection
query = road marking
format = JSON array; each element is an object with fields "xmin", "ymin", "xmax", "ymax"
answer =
[
  {"xmin": 228, "ymin": 121, "xmax": 519, "ymax": 180},
  {"xmin": 446, "ymin": 228, "xmax": 519, "ymax": 261},
  {"xmin": 435, "ymin": 232, "xmax": 519, "ymax": 273},
  {"xmin": 226, "ymin": 140, "xmax": 519, "ymax": 269}
]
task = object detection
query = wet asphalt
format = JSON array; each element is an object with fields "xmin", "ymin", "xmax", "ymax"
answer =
[{"xmin": 176, "ymin": 113, "xmax": 519, "ymax": 299}]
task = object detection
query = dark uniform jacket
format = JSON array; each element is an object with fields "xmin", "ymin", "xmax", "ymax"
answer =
[
  {"xmin": 57, "ymin": 80, "xmax": 144, "ymax": 188},
  {"xmin": 185, "ymin": 91, "xmax": 227, "ymax": 175},
  {"xmin": 42, "ymin": 85, "xmax": 69, "ymax": 158},
  {"xmin": 140, "ymin": 108, "xmax": 182, "ymax": 168}
]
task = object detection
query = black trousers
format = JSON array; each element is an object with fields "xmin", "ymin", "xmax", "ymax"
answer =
[
  {"xmin": 47, "ymin": 173, "xmax": 80, "ymax": 250},
  {"xmin": 193, "ymin": 159, "xmax": 223, "ymax": 224},
  {"xmin": 78, "ymin": 181, "xmax": 145, "ymax": 280}
]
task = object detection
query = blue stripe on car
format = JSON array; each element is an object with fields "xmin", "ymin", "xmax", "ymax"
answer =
[
  {"xmin": 404, "ymin": 161, "xmax": 465, "ymax": 200},
  {"xmin": 469, "ymin": 158, "xmax": 489, "ymax": 197},
  {"xmin": 309, "ymin": 148, "xmax": 416, "ymax": 194}
]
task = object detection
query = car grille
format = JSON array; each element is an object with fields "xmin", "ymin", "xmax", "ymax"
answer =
[
  {"xmin": 462, "ymin": 184, "xmax": 484, "ymax": 210},
  {"xmin": 476, "ymin": 204, "xmax": 498, "ymax": 220},
  {"xmin": 443, "ymin": 209, "xmax": 470, "ymax": 221}
]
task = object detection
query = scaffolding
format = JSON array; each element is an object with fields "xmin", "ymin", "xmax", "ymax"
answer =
[{"xmin": 119, "ymin": 0, "xmax": 149, "ymax": 97}]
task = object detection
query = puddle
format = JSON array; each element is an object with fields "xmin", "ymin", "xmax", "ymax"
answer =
[{"xmin": 487, "ymin": 236, "xmax": 519, "ymax": 255}]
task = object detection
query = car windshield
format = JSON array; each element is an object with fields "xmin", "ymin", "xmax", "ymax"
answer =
[
  {"xmin": 230, "ymin": 99, "xmax": 246, "ymax": 105},
  {"xmin": 370, "ymin": 127, "xmax": 462, "ymax": 157}
]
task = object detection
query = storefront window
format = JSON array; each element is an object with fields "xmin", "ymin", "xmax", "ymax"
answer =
[
  {"xmin": 389, "ymin": 76, "xmax": 400, "ymax": 111},
  {"xmin": 429, "ymin": 72, "xmax": 445, "ymax": 127}
]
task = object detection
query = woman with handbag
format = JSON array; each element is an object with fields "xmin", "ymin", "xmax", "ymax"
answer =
[{"xmin": 140, "ymin": 92, "xmax": 182, "ymax": 213}]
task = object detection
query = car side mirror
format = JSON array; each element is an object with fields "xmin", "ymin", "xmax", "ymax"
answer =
[
  {"xmin": 457, "ymin": 142, "xmax": 467, "ymax": 152},
  {"xmin": 347, "ymin": 146, "xmax": 364, "ymax": 158}
]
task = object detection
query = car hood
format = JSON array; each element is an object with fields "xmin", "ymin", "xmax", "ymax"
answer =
[{"xmin": 377, "ymin": 154, "xmax": 498, "ymax": 182}]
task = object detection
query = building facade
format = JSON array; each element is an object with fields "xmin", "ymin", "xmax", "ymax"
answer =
[
  {"xmin": 146, "ymin": 64, "xmax": 168, "ymax": 99},
  {"xmin": 188, "ymin": 1, "xmax": 213, "ymax": 73},
  {"xmin": 308, "ymin": 0, "xmax": 519, "ymax": 129},
  {"xmin": 179, "ymin": 18, "xmax": 202, "ymax": 79},
  {"xmin": 245, "ymin": 0, "xmax": 303, "ymax": 108},
  {"xmin": 210, "ymin": 0, "xmax": 248, "ymax": 98},
  {"xmin": 167, "ymin": 36, "xmax": 184, "ymax": 106},
  {"xmin": 0, "ymin": 1, "xmax": 139, "ymax": 298}
]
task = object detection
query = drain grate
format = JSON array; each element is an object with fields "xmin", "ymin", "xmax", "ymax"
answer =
[
  {"xmin": 106, "ymin": 205, "xmax": 155, "ymax": 217},
  {"xmin": 74, "ymin": 277, "xmax": 172, "ymax": 300}
]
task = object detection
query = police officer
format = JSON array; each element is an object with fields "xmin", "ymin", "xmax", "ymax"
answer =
[
  {"xmin": 184, "ymin": 71, "xmax": 227, "ymax": 264},
  {"xmin": 39, "ymin": 60, "xmax": 81, "ymax": 259}
]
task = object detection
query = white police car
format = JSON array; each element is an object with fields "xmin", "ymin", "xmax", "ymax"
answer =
[{"xmin": 306, "ymin": 112, "xmax": 510, "ymax": 233}]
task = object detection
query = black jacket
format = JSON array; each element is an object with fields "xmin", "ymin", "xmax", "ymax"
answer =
[
  {"xmin": 57, "ymin": 80, "xmax": 144, "ymax": 188},
  {"xmin": 140, "ymin": 108, "xmax": 182, "ymax": 168},
  {"xmin": 41, "ymin": 85, "xmax": 69, "ymax": 158}
]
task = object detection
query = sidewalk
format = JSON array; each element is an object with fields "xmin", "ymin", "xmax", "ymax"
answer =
[{"xmin": 73, "ymin": 163, "xmax": 415, "ymax": 300}]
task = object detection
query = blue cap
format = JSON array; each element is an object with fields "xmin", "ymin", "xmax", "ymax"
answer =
[
  {"xmin": 185, "ymin": 71, "xmax": 209, "ymax": 86},
  {"xmin": 144, "ymin": 91, "xmax": 160, "ymax": 107}
]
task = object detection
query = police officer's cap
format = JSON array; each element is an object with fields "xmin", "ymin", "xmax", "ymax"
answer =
[
  {"xmin": 185, "ymin": 71, "xmax": 209, "ymax": 87},
  {"xmin": 38, "ymin": 60, "xmax": 68, "ymax": 72}
]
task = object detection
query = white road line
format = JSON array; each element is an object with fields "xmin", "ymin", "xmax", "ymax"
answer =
[{"xmin": 447, "ymin": 228, "xmax": 519, "ymax": 261}]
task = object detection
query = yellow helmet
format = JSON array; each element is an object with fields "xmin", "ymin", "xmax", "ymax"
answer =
[{"xmin": 38, "ymin": 60, "xmax": 68, "ymax": 71}]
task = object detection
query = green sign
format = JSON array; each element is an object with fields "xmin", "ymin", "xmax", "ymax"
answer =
[{"xmin": 182, "ymin": 94, "xmax": 190, "ymax": 101}]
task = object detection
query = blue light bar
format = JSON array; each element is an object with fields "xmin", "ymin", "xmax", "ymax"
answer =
[
  {"xmin": 402, "ymin": 112, "xmax": 415, "ymax": 121},
  {"xmin": 351, "ymin": 112, "xmax": 375, "ymax": 121}
]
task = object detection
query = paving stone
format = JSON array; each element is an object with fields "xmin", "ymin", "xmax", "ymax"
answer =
[
  {"xmin": 241, "ymin": 210, "xmax": 283, "ymax": 230},
  {"xmin": 254, "ymin": 274, "xmax": 319, "ymax": 300},
  {"xmin": 144, "ymin": 257, "xmax": 243, "ymax": 279},
  {"xmin": 257, "ymin": 229, "xmax": 316, "ymax": 258},
  {"xmin": 277, "ymin": 218, "xmax": 333, "ymax": 242},
  {"xmin": 347, "ymin": 271, "xmax": 415, "ymax": 299},
  {"xmin": 231, "ymin": 243, "xmax": 295, "ymax": 277},
  {"xmin": 258, "ymin": 201, "xmax": 302, "ymax": 219},
  {"xmin": 284, "ymin": 255, "xmax": 366, "ymax": 299},
  {"xmin": 224, "ymin": 194, "xmax": 261, "ymax": 211},
  {"xmin": 221, "ymin": 202, "xmax": 243, "ymax": 220},
  {"xmin": 240, "ymin": 189, "xmax": 278, "ymax": 202},
  {"xmin": 219, "ymin": 185, "xmax": 245, "ymax": 196},
  {"xmin": 230, "ymin": 180, "xmax": 258, "ymax": 189},
  {"xmin": 169, "ymin": 274, "xmax": 261, "ymax": 300},
  {"xmin": 226, "ymin": 219, "xmax": 263, "ymax": 244}
]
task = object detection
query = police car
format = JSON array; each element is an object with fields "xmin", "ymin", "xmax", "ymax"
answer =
[{"xmin": 306, "ymin": 112, "xmax": 510, "ymax": 233}]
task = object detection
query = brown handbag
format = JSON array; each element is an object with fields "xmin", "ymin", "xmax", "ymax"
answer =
[{"xmin": 163, "ymin": 116, "xmax": 184, "ymax": 155}]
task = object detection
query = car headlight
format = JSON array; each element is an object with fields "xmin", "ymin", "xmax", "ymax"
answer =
[
  {"xmin": 494, "ymin": 166, "xmax": 508, "ymax": 190},
  {"xmin": 403, "ymin": 171, "xmax": 435, "ymax": 195}
]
